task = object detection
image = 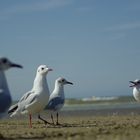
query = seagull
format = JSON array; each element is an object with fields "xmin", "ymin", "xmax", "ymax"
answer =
[
  {"xmin": 8, "ymin": 65, "xmax": 52, "ymax": 128},
  {"xmin": 130, "ymin": 79, "xmax": 140, "ymax": 101},
  {"xmin": 0, "ymin": 57, "xmax": 22, "ymax": 118},
  {"xmin": 45, "ymin": 77, "xmax": 73, "ymax": 125}
]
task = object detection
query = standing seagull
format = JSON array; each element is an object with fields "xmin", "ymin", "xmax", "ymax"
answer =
[
  {"xmin": 130, "ymin": 79, "xmax": 140, "ymax": 101},
  {"xmin": 0, "ymin": 57, "xmax": 22, "ymax": 118},
  {"xmin": 45, "ymin": 77, "xmax": 73, "ymax": 125},
  {"xmin": 8, "ymin": 65, "xmax": 52, "ymax": 128}
]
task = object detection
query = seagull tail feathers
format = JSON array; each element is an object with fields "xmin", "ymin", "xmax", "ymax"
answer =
[{"xmin": 8, "ymin": 103, "xmax": 18, "ymax": 114}]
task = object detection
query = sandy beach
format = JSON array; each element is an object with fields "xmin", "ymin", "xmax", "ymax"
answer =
[{"xmin": 0, "ymin": 107, "xmax": 140, "ymax": 140}]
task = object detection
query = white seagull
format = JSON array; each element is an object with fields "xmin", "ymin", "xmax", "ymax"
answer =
[
  {"xmin": 8, "ymin": 65, "xmax": 52, "ymax": 128},
  {"xmin": 45, "ymin": 77, "xmax": 73, "ymax": 125},
  {"xmin": 130, "ymin": 79, "xmax": 140, "ymax": 101},
  {"xmin": 0, "ymin": 57, "xmax": 22, "ymax": 118}
]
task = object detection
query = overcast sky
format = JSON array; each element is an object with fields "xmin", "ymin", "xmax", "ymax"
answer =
[{"xmin": 1, "ymin": 0, "xmax": 140, "ymax": 100}]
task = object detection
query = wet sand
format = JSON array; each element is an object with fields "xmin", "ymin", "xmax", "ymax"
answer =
[{"xmin": 1, "ymin": 107, "xmax": 140, "ymax": 140}]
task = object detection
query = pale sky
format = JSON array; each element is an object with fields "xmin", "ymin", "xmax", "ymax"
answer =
[{"xmin": 1, "ymin": 0, "xmax": 140, "ymax": 99}]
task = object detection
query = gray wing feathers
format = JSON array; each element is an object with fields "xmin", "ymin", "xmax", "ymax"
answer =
[
  {"xmin": 19, "ymin": 91, "xmax": 34, "ymax": 103},
  {"xmin": 9, "ymin": 91, "xmax": 35, "ymax": 114},
  {"xmin": 21, "ymin": 94, "xmax": 37, "ymax": 113}
]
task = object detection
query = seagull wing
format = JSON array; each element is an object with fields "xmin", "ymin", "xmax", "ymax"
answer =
[
  {"xmin": 45, "ymin": 97, "xmax": 64, "ymax": 111},
  {"xmin": 11, "ymin": 90, "xmax": 35, "ymax": 113},
  {"xmin": 19, "ymin": 90, "xmax": 34, "ymax": 103},
  {"xmin": 10, "ymin": 91, "xmax": 37, "ymax": 117},
  {"xmin": 19, "ymin": 92, "xmax": 38, "ymax": 114}
]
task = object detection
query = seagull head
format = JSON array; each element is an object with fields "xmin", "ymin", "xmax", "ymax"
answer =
[
  {"xmin": 129, "ymin": 79, "xmax": 140, "ymax": 88},
  {"xmin": 37, "ymin": 65, "xmax": 53, "ymax": 75},
  {"xmin": 56, "ymin": 77, "xmax": 73, "ymax": 86},
  {"xmin": 0, "ymin": 57, "xmax": 23, "ymax": 71}
]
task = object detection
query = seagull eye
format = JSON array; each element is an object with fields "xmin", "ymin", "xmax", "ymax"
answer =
[
  {"xmin": 2, "ymin": 58, "xmax": 7, "ymax": 64},
  {"xmin": 61, "ymin": 79, "xmax": 65, "ymax": 82},
  {"xmin": 41, "ymin": 67, "xmax": 44, "ymax": 70}
]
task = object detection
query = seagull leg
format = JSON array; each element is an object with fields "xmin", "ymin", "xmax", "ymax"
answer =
[
  {"xmin": 51, "ymin": 114, "xmax": 55, "ymax": 125},
  {"xmin": 56, "ymin": 112, "xmax": 60, "ymax": 125},
  {"xmin": 38, "ymin": 114, "xmax": 53, "ymax": 125},
  {"xmin": 29, "ymin": 114, "xmax": 32, "ymax": 128}
]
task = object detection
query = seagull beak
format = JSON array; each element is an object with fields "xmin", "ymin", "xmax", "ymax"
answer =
[
  {"xmin": 48, "ymin": 68, "xmax": 53, "ymax": 72},
  {"xmin": 129, "ymin": 81, "xmax": 136, "ymax": 87},
  {"xmin": 66, "ymin": 81, "xmax": 73, "ymax": 85},
  {"xmin": 11, "ymin": 63, "xmax": 23, "ymax": 69}
]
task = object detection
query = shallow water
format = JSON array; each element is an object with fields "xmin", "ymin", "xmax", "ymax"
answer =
[{"xmin": 63, "ymin": 102, "xmax": 140, "ymax": 111}]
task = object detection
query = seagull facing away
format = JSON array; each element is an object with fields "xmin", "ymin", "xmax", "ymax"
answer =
[
  {"xmin": 0, "ymin": 57, "xmax": 22, "ymax": 118},
  {"xmin": 130, "ymin": 79, "xmax": 140, "ymax": 102},
  {"xmin": 8, "ymin": 65, "xmax": 52, "ymax": 128},
  {"xmin": 45, "ymin": 77, "xmax": 73, "ymax": 125}
]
